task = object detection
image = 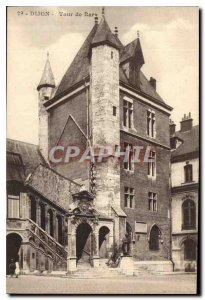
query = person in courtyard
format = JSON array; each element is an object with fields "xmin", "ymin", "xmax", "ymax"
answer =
[
  {"xmin": 8, "ymin": 258, "xmax": 17, "ymax": 278},
  {"xmin": 106, "ymin": 244, "xmax": 121, "ymax": 267},
  {"xmin": 122, "ymin": 234, "xmax": 131, "ymax": 256}
]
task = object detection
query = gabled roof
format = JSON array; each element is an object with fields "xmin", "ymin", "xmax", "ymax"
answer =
[
  {"xmin": 37, "ymin": 55, "xmax": 56, "ymax": 91},
  {"xmin": 7, "ymin": 139, "xmax": 45, "ymax": 182},
  {"xmin": 120, "ymin": 38, "xmax": 144, "ymax": 65},
  {"xmin": 171, "ymin": 125, "xmax": 199, "ymax": 159}
]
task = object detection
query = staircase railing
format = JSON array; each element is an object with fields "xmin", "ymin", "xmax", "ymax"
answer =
[{"xmin": 27, "ymin": 219, "xmax": 68, "ymax": 262}]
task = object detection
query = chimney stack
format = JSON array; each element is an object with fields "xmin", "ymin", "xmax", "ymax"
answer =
[
  {"xmin": 180, "ymin": 112, "xmax": 193, "ymax": 132},
  {"xmin": 150, "ymin": 77, "xmax": 156, "ymax": 90},
  {"xmin": 169, "ymin": 119, "xmax": 176, "ymax": 136},
  {"xmin": 114, "ymin": 26, "xmax": 118, "ymax": 37},
  {"xmin": 94, "ymin": 16, "xmax": 98, "ymax": 24}
]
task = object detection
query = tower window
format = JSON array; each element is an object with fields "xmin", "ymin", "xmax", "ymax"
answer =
[
  {"xmin": 124, "ymin": 187, "xmax": 135, "ymax": 208},
  {"xmin": 147, "ymin": 110, "xmax": 156, "ymax": 138},
  {"xmin": 44, "ymin": 96, "xmax": 49, "ymax": 100},
  {"xmin": 148, "ymin": 192, "xmax": 157, "ymax": 211},
  {"xmin": 113, "ymin": 106, "xmax": 117, "ymax": 116},
  {"xmin": 123, "ymin": 143, "xmax": 134, "ymax": 171},
  {"xmin": 184, "ymin": 164, "xmax": 193, "ymax": 183},
  {"xmin": 148, "ymin": 150, "xmax": 156, "ymax": 177},
  {"xmin": 111, "ymin": 51, "xmax": 113, "ymax": 59},
  {"xmin": 123, "ymin": 100, "xmax": 133, "ymax": 128}
]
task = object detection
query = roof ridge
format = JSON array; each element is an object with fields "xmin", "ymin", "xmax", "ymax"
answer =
[{"xmin": 7, "ymin": 138, "xmax": 38, "ymax": 147}]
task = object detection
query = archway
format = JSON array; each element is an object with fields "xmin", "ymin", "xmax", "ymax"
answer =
[
  {"xmin": 99, "ymin": 226, "xmax": 110, "ymax": 258},
  {"xmin": 149, "ymin": 225, "xmax": 161, "ymax": 251},
  {"xmin": 76, "ymin": 223, "xmax": 92, "ymax": 265},
  {"xmin": 6, "ymin": 233, "xmax": 22, "ymax": 274}
]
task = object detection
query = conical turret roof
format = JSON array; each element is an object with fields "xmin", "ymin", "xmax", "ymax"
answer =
[{"xmin": 37, "ymin": 54, "xmax": 56, "ymax": 91}]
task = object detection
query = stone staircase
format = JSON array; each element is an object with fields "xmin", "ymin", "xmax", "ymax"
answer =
[{"xmin": 27, "ymin": 219, "xmax": 68, "ymax": 271}]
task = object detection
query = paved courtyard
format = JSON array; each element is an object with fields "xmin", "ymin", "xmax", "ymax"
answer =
[{"xmin": 6, "ymin": 274, "xmax": 197, "ymax": 295}]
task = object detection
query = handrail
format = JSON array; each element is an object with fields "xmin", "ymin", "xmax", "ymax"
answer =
[
  {"xmin": 82, "ymin": 249, "xmax": 91, "ymax": 256},
  {"xmin": 28, "ymin": 218, "xmax": 67, "ymax": 252}
]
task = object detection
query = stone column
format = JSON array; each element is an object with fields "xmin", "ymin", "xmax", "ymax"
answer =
[
  {"xmin": 66, "ymin": 217, "xmax": 77, "ymax": 272},
  {"xmin": 53, "ymin": 210, "xmax": 57, "ymax": 241},
  {"xmin": 21, "ymin": 243, "xmax": 30, "ymax": 274},
  {"xmin": 36, "ymin": 200, "xmax": 41, "ymax": 227},
  {"xmin": 45, "ymin": 206, "xmax": 50, "ymax": 234},
  {"xmin": 92, "ymin": 226, "xmax": 100, "ymax": 268}
]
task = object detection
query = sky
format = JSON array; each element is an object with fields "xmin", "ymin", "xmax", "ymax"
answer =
[{"xmin": 7, "ymin": 6, "xmax": 199, "ymax": 144}]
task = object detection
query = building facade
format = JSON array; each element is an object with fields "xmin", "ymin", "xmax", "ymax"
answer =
[
  {"xmin": 7, "ymin": 14, "xmax": 174, "ymax": 274},
  {"xmin": 170, "ymin": 114, "xmax": 199, "ymax": 271}
]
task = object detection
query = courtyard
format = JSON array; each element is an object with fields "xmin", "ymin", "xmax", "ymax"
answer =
[{"xmin": 6, "ymin": 273, "xmax": 197, "ymax": 295}]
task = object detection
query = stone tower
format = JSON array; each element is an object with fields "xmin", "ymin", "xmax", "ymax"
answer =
[
  {"xmin": 37, "ymin": 53, "xmax": 55, "ymax": 160},
  {"xmin": 90, "ymin": 16, "xmax": 122, "ymax": 216}
]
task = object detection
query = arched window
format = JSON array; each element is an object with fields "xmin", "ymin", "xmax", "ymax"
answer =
[
  {"xmin": 183, "ymin": 239, "xmax": 196, "ymax": 260},
  {"xmin": 182, "ymin": 200, "xmax": 196, "ymax": 229},
  {"xmin": 184, "ymin": 164, "xmax": 193, "ymax": 183},
  {"xmin": 149, "ymin": 225, "xmax": 161, "ymax": 251}
]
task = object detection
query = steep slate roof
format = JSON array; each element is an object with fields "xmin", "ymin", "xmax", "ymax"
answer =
[
  {"xmin": 25, "ymin": 164, "xmax": 80, "ymax": 211},
  {"xmin": 171, "ymin": 125, "xmax": 199, "ymax": 159},
  {"xmin": 120, "ymin": 38, "xmax": 144, "ymax": 65},
  {"xmin": 53, "ymin": 17, "xmax": 166, "ymax": 105},
  {"xmin": 37, "ymin": 55, "xmax": 56, "ymax": 91},
  {"xmin": 91, "ymin": 17, "xmax": 122, "ymax": 49},
  {"xmin": 54, "ymin": 24, "xmax": 98, "ymax": 98},
  {"xmin": 7, "ymin": 139, "xmax": 45, "ymax": 182}
]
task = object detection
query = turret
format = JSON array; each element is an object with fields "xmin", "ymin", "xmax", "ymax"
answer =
[
  {"xmin": 37, "ymin": 53, "xmax": 55, "ymax": 160},
  {"xmin": 90, "ymin": 13, "xmax": 121, "ymax": 217}
]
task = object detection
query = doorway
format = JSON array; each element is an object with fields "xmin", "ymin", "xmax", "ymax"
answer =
[
  {"xmin": 6, "ymin": 233, "xmax": 22, "ymax": 275},
  {"xmin": 76, "ymin": 223, "xmax": 92, "ymax": 266},
  {"xmin": 99, "ymin": 226, "xmax": 110, "ymax": 258}
]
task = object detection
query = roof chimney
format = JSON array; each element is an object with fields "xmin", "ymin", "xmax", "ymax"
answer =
[
  {"xmin": 150, "ymin": 77, "xmax": 156, "ymax": 90},
  {"xmin": 180, "ymin": 112, "xmax": 193, "ymax": 132},
  {"xmin": 114, "ymin": 26, "xmax": 118, "ymax": 37},
  {"xmin": 94, "ymin": 16, "xmax": 98, "ymax": 24},
  {"xmin": 169, "ymin": 119, "xmax": 176, "ymax": 136}
]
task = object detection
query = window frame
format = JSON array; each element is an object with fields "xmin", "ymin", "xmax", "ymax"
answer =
[
  {"xmin": 124, "ymin": 187, "xmax": 135, "ymax": 209},
  {"xmin": 147, "ymin": 109, "xmax": 156, "ymax": 138},
  {"xmin": 7, "ymin": 194, "xmax": 20, "ymax": 219},
  {"xmin": 182, "ymin": 199, "xmax": 196, "ymax": 230},
  {"xmin": 148, "ymin": 150, "xmax": 156, "ymax": 178},
  {"xmin": 123, "ymin": 142, "xmax": 134, "ymax": 172},
  {"xmin": 123, "ymin": 98, "xmax": 133, "ymax": 129},
  {"xmin": 184, "ymin": 164, "xmax": 193, "ymax": 183},
  {"xmin": 148, "ymin": 192, "xmax": 157, "ymax": 212}
]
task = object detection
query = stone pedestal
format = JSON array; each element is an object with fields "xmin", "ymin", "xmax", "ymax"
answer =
[
  {"xmin": 92, "ymin": 256, "xmax": 100, "ymax": 268},
  {"xmin": 120, "ymin": 256, "xmax": 134, "ymax": 276},
  {"xmin": 67, "ymin": 257, "xmax": 77, "ymax": 272}
]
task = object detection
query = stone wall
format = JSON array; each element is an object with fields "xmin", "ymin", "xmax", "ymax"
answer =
[{"xmin": 91, "ymin": 44, "xmax": 120, "ymax": 215}]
